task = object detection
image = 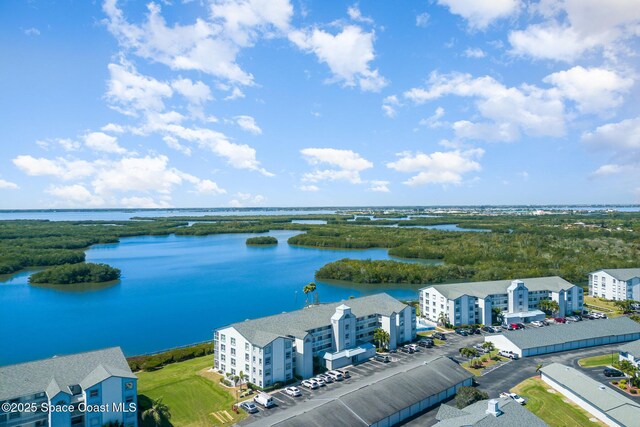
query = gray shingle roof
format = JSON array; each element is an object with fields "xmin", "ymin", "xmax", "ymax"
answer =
[
  {"xmin": 0, "ymin": 347, "xmax": 135, "ymax": 401},
  {"xmin": 433, "ymin": 397, "xmax": 549, "ymax": 427},
  {"xmin": 541, "ymin": 363, "xmax": 640, "ymax": 427},
  {"xmin": 593, "ymin": 268, "xmax": 640, "ymax": 282},
  {"xmin": 227, "ymin": 293, "xmax": 409, "ymax": 347},
  {"xmin": 269, "ymin": 356, "xmax": 473, "ymax": 427},
  {"xmin": 491, "ymin": 317, "xmax": 640, "ymax": 350},
  {"xmin": 619, "ymin": 339, "xmax": 640, "ymax": 356},
  {"xmin": 421, "ymin": 276, "xmax": 575, "ymax": 300}
]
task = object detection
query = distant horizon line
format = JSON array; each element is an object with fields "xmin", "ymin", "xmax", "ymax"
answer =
[{"xmin": 1, "ymin": 204, "xmax": 639, "ymax": 212}]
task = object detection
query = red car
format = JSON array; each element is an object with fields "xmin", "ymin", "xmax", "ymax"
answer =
[{"xmin": 554, "ymin": 317, "xmax": 566, "ymax": 323}]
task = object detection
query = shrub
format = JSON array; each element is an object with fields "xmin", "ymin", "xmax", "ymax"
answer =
[
  {"xmin": 612, "ymin": 381, "xmax": 619, "ymax": 385},
  {"xmin": 631, "ymin": 389, "xmax": 637, "ymax": 394},
  {"xmin": 127, "ymin": 341, "xmax": 213, "ymax": 371}
]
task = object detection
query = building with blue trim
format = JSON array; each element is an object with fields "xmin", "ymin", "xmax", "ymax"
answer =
[{"xmin": 0, "ymin": 347, "xmax": 137, "ymax": 427}]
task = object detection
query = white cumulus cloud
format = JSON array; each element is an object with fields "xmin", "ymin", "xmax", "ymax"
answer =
[
  {"xmin": 301, "ymin": 148, "xmax": 373, "ymax": 184},
  {"xmin": 437, "ymin": 0, "xmax": 521, "ymax": 29},
  {"xmin": 289, "ymin": 24, "xmax": 387, "ymax": 92},
  {"xmin": 387, "ymin": 149, "xmax": 484, "ymax": 186},
  {"xmin": 83, "ymin": 132, "xmax": 127, "ymax": 154},
  {"xmin": 0, "ymin": 179, "xmax": 19, "ymax": 190},
  {"xmin": 234, "ymin": 115, "xmax": 262, "ymax": 135}
]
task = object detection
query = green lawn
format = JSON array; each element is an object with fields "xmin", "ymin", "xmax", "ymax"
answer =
[
  {"xmin": 512, "ymin": 378, "xmax": 605, "ymax": 427},
  {"xmin": 578, "ymin": 353, "xmax": 618, "ymax": 368},
  {"xmin": 583, "ymin": 296, "xmax": 623, "ymax": 318},
  {"xmin": 137, "ymin": 356, "xmax": 246, "ymax": 427}
]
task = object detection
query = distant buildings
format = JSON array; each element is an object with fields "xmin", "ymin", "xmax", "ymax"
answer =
[
  {"xmin": 485, "ymin": 317, "xmax": 640, "ymax": 358},
  {"xmin": 589, "ymin": 268, "xmax": 640, "ymax": 301},
  {"xmin": 0, "ymin": 347, "xmax": 137, "ymax": 427},
  {"xmin": 540, "ymin": 363, "xmax": 640, "ymax": 427},
  {"xmin": 420, "ymin": 276, "xmax": 583, "ymax": 327},
  {"xmin": 214, "ymin": 293, "xmax": 416, "ymax": 387}
]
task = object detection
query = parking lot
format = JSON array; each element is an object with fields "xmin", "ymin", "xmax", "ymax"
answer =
[{"xmin": 237, "ymin": 331, "xmax": 483, "ymax": 425}]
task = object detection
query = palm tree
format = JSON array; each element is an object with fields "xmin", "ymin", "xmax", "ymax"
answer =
[
  {"xmin": 539, "ymin": 300, "xmax": 560, "ymax": 316},
  {"xmin": 437, "ymin": 312, "xmax": 449, "ymax": 327},
  {"xmin": 491, "ymin": 307, "xmax": 503, "ymax": 324},
  {"xmin": 373, "ymin": 328, "xmax": 389, "ymax": 350},
  {"xmin": 142, "ymin": 398, "xmax": 171, "ymax": 427},
  {"xmin": 237, "ymin": 371, "xmax": 248, "ymax": 389},
  {"xmin": 482, "ymin": 342, "xmax": 495, "ymax": 352},
  {"xmin": 535, "ymin": 364, "xmax": 543, "ymax": 377},
  {"xmin": 303, "ymin": 282, "xmax": 316, "ymax": 306}
]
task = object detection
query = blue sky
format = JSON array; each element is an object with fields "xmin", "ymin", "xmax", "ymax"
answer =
[{"xmin": 1, "ymin": 0, "xmax": 639, "ymax": 208}]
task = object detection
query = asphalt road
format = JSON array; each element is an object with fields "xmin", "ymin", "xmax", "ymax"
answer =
[{"xmin": 236, "ymin": 331, "xmax": 639, "ymax": 426}]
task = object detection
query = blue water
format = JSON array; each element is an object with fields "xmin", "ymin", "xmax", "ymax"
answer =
[
  {"xmin": 403, "ymin": 224, "xmax": 492, "ymax": 232},
  {"xmin": 0, "ymin": 230, "xmax": 423, "ymax": 365}
]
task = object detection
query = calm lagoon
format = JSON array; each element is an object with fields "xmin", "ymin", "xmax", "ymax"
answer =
[{"xmin": 0, "ymin": 230, "xmax": 423, "ymax": 365}]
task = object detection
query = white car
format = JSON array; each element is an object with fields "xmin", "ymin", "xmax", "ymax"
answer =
[
  {"xmin": 530, "ymin": 320, "xmax": 544, "ymax": 327},
  {"xmin": 318, "ymin": 373, "xmax": 333, "ymax": 383},
  {"xmin": 327, "ymin": 370, "xmax": 344, "ymax": 381},
  {"xmin": 285, "ymin": 386, "xmax": 301, "ymax": 397},
  {"xmin": 301, "ymin": 379, "xmax": 318, "ymax": 389},
  {"xmin": 313, "ymin": 377, "xmax": 326, "ymax": 386},
  {"xmin": 508, "ymin": 393, "xmax": 526, "ymax": 405}
]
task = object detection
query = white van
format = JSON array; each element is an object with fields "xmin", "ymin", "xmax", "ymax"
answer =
[{"xmin": 253, "ymin": 392, "xmax": 274, "ymax": 408}]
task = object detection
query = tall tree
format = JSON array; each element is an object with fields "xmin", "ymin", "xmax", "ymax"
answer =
[
  {"xmin": 141, "ymin": 398, "xmax": 171, "ymax": 427},
  {"xmin": 303, "ymin": 282, "xmax": 316, "ymax": 305}
]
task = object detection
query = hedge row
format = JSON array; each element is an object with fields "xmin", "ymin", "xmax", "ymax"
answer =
[{"xmin": 127, "ymin": 342, "xmax": 213, "ymax": 372}]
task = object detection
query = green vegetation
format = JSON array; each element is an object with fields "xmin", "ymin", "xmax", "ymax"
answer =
[
  {"xmin": 137, "ymin": 356, "xmax": 244, "ymax": 427},
  {"xmin": 454, "ymin": 386, "xmax": 488, "ymax": 409},
  {"xmin": 512, "ymin": 377, "xmax": 606, "ymax": 427},
  {"xmin": 245, "ymin": 236, "xmax": 278, "ymax": 245},
  {"xmin": 127, "ymin": 342, "xmax": 214, "ymax": 372},
  {"xmin": 578, "ymin": 353, "xmax": 617, "ymax": 368},
  {"xmin": 29, "ymin": 262, "xmax": 120, "ymax": 284},
  {"xmin": 2, "ymin": 211, "xmax": 640, "ymax": 290},
  {"xmin": 316, "ymin": 259, "xmax": 473, "ymax": 284}
]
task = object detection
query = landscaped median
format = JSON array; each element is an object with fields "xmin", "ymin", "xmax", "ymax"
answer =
[
  {"xmin": 460, "ymin": 349, "xmax": 509, "ymax": 376},
  {"xmin": 511, "ymin": 377, "xmax": 606, "ymax": 427},
  {"xmin": 137, "ymin": 355, "xmax": 247, "ymax": 427}
]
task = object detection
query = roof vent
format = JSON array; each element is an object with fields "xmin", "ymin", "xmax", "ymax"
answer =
[{"xmin": 486, "ymin": 399, "xmax": 502, "ymax": 417}]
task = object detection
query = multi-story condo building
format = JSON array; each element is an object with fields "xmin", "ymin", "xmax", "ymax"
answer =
[
  {"xmin": 589, "ymin": 268, "xmax": 640, "ymax": 301},
  {"xmin": 214, "ymin": 293, "xmax": 416, "ymax": 388},
  {"xmin": 0, "ymin": 347, "xmax": 137, "ymax": 427},
  {"xmin": 420, "ymin": 276, "xmax": 583, "ymax": 327}
]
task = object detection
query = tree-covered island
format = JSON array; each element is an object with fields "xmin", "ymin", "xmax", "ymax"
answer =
[
  {"xmin": 29, "ymin": 262, "xmax": 121, "ymax": 285},
  {"xmin": 246, "ymin": 236, "xmax": 278, "ymax": 245}
]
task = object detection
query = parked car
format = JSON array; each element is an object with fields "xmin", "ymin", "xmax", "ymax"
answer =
[
  {"xmin": 432, "ymin": 332, "xmax": 446, "ymax": 340},
  {"xmin": 603, "ymin": 367, "xmax": 624, "ymax": 377},
  {"xmin": 482, "ymin": 326, "xmax": 495, "ymax": 333},
  {"xmin": 455, "ymin": 329, "xmax": 469, "ymax": 336},
  {"xmin": 408, "ymin": 343, "xmax": 420, "ymax": 352},
  {"xmin": 418, "ymin": 338, "xmax": 434, "ymax": 348},
  {"xmin": 312, "ymin": 377, "xmax": 326, "ymax": 386},
  {"xmin": 473, "ymin": 344, "xmax": 488, "ymax": 354},
  {"xmin": 554, "ymin": 317, "xmax": 567, "ymax": 324},
  {"xmin": 318, "ymin": 373, "xmax": 333, "ymax": 383},
  {"xmin": 566, "ymin": 316, "xmax": 579, "ymax": 322},
  {"xmin": 254, "ymin": 392, "xmax": 275, "ymax": 408},
  {"xmin": 374, "ymin": 354, "xmax": 390, "ymax": 363},
  {"xmin": 239, "ymin": 401, "xmax": 259, "ymax": 414},
  {"xmin": 327, "ymin": 370, "xmax": 344, "ymax": 381},
  {"xmin": 336, "ymin": 369, "xmax": 350, "ymax": 378},
  {"xmin": 401, "ymin": 345, "xmax": 415, "ymax": 353},
  {"xmin": 500, "ymin": 392, "xmax": 525, "ymax": 405},
  {"xmin": 470, "ymin": 327, "xmax": 482, "ymax": 335},
  {"xmin": 301, "ymin": 379, "xmax": 318, "ymax": 389},
  {"xmin": 498, "ymin": 350, "xmax": 519, "ymax": 360},
  {"xmin": 515, "ymin": 323, "xmax": 525, "ymax": 330},
  {"xmin": 530, "ymin": 320, "xmax": 544, "ymax": 327},
  {"xmin": 502, "ymin": 323, "xmax": 516, "ymax": 330},
  {"xmin": 285, "ymin": 386, "xmax": 301, "ymax": 397}
]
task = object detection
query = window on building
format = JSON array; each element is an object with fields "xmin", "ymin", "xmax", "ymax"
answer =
[
  {"xmin": 90, "ymin": 389, "xmax": 99, "ymax": 398},
  {"xmin": 231, "ymin": 368, "xmax": 236, "ymax": 375},
  {"xmin": 286, "ymin": 351, "xmax": 291, "ymax": 359},
  {"xmin": 286, "ymin": 363, "xmax": 291, "ymax": 370},
  {"xmin": 265, "ymin": 370, "xmax": 271, "ymax": 377},
  {"xmin": 221, "ymin": 364, "xmax": 226, "ymax": 371},
  {"xmin": 231, "ymin": 358, "xmax": 236, "ymax": 366},
  {"xmin": 231, "ymin": 337, "xmax": 236, "ymax": 346},
  {"xmin": 245, "ymin": 343, "xmax": 250, "ymax": 351},
  {"xmin": 220, "ymin": 334, "xmax": 226, "ymax": 342},
  {"xmin": 265, "ymin": 346, "xmax": 272, "ymax": 354},
  {"xmin": 245, "ymin": 364, "xmax": 250, "ymax": 371},
  {"xmin": 221, "ymin": 354, "xmax": 226, "ymax": 362},
  {"xmin": 220, "ymin": 344, "xmax": 226, "ymax": 352},
  {"xmin": 265, "ymin": 357, "xmax": 271, "ymax": 365},
  {"xmin": 125, "ymin": 381, "xmax": 134, "ymax": 390},
  {"xmin": 231, "ymin": 348, "xmax": 236, "ymax": 356}
]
